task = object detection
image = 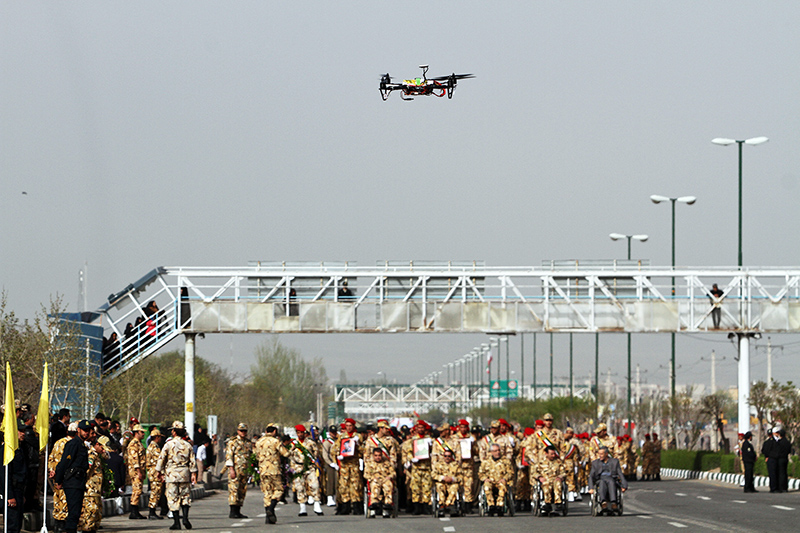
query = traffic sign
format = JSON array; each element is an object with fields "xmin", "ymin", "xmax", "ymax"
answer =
[{"xmin": 489, "ymin": 380, "xmax": 518, "ymax": 398}]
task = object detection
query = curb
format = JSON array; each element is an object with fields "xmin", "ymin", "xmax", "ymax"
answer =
[{"xmin": 661, "ymin": 467, "xmax": 800, "ymax": 490}]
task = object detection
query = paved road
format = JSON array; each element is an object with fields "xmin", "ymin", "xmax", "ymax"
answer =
[{"xmin": 99, "ymin": 479, "xmax": 798, "ymax": 533}]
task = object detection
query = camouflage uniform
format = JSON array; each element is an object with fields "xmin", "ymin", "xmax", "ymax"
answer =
[
  {"xmin": 561, "ymin": 438, "xmax": 581, "ymax": 493},
  {"xmin": 364, "ymin": 434, "xmax": 398, "ymax": 469},
  {"xmin": 146, "ymin": 439, "xmax": 164, "ymax": 508},
  {"xmin": 289, "ymin": 437, "xmax": 321, "ymax": 502},
  {"xmin": 127, "ymin": 436, "xmax": 146, "ymax": 507},
  {"xmin": 400, "ymin": 438, "xmax": 414, "ymax": 502},
  {"xmin": 432, "ymin": 459, "xmax": 461, "ymax": 507},
  {"xmin": 478, "ymin": 455, "xmax": 513, "ymax": 507},
  {"xmin": 452, "ymin": 434, "xmax": 478, "ymax": 504},
  {"xmin": 534, "ymin": 456, "xmax": 567, "ymax": 504},
  {"xmin": 156, "ymin": 436, "xmax": 197, "ymax": 510},
  {"xmin": 588, "ymin": 434, "xmax": 617, "ymax": 462},
  {"xmin": 225, "ymin": 434, "xmax": 254, "ymax": 506},
  {"xmin": 478, "ymin": 433, "xmax": 510, "ymax": 462},
  {"xmin": 49, "ymin": 436, "xmax": 70, "ymax": 522},
  {"xmin": 333, "ymin": 432, "xmax": 362, "ymax": 504},
  {"xmin": 255, "ymin": 434, "xmax": 290, "ymax": 505},
  {"xmin": 363, "ymin": 458, "xmax": 395, "ymax": 506},
  {"xmin": 514, "ymin": 440, "xmax": 531, "ymax": 502},
  {"xmin": 529, "ymin": 427, "xmax": 564, "ymax": 463},
  {"xmin": 408, "ymin": 436, "xmax": 432, "ymax": 505},
  {"xmin": 78, "ymin": 447, "xmax": 106, "ymax": 532}
]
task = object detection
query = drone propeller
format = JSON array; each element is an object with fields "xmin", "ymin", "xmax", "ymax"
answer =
[{"xmin": 430, "ymin": 73, "xmax": 475, "ymax": 81}]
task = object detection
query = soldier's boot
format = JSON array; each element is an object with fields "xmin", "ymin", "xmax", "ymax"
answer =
[
  {"xmin": 236, "ymin": 505, "xmax": 248, "ymax": 518},
  {"xmin": 424, "ymin": 503, "xmax": 432, "ymax": 515},
  {"xmin": 130, "ymin": 505, "xmax": 147, "ymax": 520},
  {"xmin": 149, "ymin": 507, "xmax": 164, "ymax": 520},
  {"xmin": 169, "ymin": 510, "xmax": 181, "ymax": 530},
  {"xmin": 266, "ymin": 500, "xmax": 278, "ymax": 524},
  {"xmin": 229, "ymin": 505, "xmax": 238, "ymax": 519},
  {"xmin": 298, "ymin": 503, "xmax": 308, "ymax": 517},
  {"xmin": 181, "ymin": 505, "xmax": 192, "ymax": 530},
  {"xmin": 326, "ymin": 495, "xmax": 336, "ymax": 507},
  {"xmin": 334, "ymin": 502, "xmax": 344, "ymax": 515},
  {"xmin": 313, "ymin": 501, "xmax": 324, "ymax": 516},
  {"xmin": 412, "ymin": 502, "xmax": 422, "ymax": 515},
  {"xmin": 353, "ymin": 501, "xmax": 363, "ymax": 515},
  {"xmin": 382, "ymin": 504, "xmax": 392, "ymax": 518},
  {"xmin": 160, "ymin": 495, "xmax": 169, "ymax": 516}
]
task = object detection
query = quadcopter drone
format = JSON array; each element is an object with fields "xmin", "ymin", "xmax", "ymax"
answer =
[{"xmin": 379, "ymin": 65, "xmax": 474, "ymax": 101}]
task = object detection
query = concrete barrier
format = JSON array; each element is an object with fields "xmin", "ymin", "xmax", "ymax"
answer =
[{"xmin": 661, "ymin": 467, "xmax": 800, "ymax": 490}]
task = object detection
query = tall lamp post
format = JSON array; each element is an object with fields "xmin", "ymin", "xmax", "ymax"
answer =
[
  {"xmin": 609, "ymin": 233, "xmax": 648, "ymax": 429},
  {"xmin": 650, "ymin": 194, "xmax": 696, "ymax": 435},
  {"xmin": 711, "ymin": 136, "xmax": 768, "ymax": 267}
]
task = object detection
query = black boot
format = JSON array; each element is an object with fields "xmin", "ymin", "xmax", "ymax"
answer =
[
  {"xmin": 169, "ymin": 511, "xmax": 181, "ymax": 530},
  {"xmin": 383, "ymin": 503, "xmax": 393, "ymax": 518},
  {"xmin": 229, "ymin": 505, "xmax": 238, "ymax": 519},
  {"xmin": 267, "ymin": 500, "xmax": 278, "ymax": 524},
  {"xmin": 160, "ymin": 495, "xmax": 169, "ymax": 517},
  {"xmin": 334, "ymin": 502, "xmax": 343, "ymax": 515},
  {"xmin": 181, "ymin": 505, "xmax": 192, "ymax": 530},
  {"xmin": 342, "ymin": 501, "xmax": 352, "ymax": 515},
  {"xmin": 236, "ymin": 505, "xmax": 248, "ymax": 519},
  {"xmin": 353, "ymin": 501, "xmax": 364, "ymax": 516},
  {"xmin": 130, "ymin": 505, "xmax": 147, "ymax": 520},
  {"xmin": 149, "ymin": 507, "xmax": 164, "ymax": 520}
]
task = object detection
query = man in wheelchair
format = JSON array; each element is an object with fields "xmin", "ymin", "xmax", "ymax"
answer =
[
  {"xmin": 589, "ymin": 446, "xmax": 627, "ymax": 514},
  {"xmin": 363, "ymin": 449, "xmax": 395, "ymax": 518},
  {"xmin": 478, "ymin": 443, "xmax": 513, "ymax": 516},
  {"xmin": 432, "ymin": 449, "xmax": 461, "ymax": 517},
  {"xmin": 534, "ymin": 445, "xmax": 567, "ymax": 515}
]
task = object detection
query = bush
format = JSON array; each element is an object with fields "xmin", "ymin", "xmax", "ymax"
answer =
[{"xmin": 663, "ymin": 451, "xmax": 800, "ymax": 480}]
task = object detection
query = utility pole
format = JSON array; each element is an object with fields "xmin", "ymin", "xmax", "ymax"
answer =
[
  {"xmin": 767, "ymin": 337, "xmax": 772, "ymax": 384},
  {"xmin": 549, "ymin": 333, "xmax": 554, "ymax": 399},
  {"xmin": 533, "ymin": 333, "xmax": 537, "ymax": 401},
  {"xmin": 635, "ymin": 364, "xmax": 641, "ymax": 406},
  {"xmin": 711, "ymin": 350, "xmax": 716, "ymax": 394},
  {"xmin": 569, "ymin": 333, "xmax": 574, "ymax": 407}
]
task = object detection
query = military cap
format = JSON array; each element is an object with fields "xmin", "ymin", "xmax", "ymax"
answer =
[
  {"xmin": 543, "ymin": 413, "xmax": 554, "ymax": 421},
  {"xmin": 498, "ymin": 418, "xmax": 510, "ymax": 427},
  {"xmin": 458, "ymin": 419, "xmax": 469, "ymax": 427},
  {"xmin": 535, "ymin": 419, "xmax": 544, "ymax": 427},
  {"xmin": 96, "ymin": 435, "xmax": 112, "ymax": 452},
  {"xmin": 524, "ymin": 427, "xmax": 535, "ymax": 436},
  {"xmin": 344, "ymin": 418, "xmax": 356, "ymax": 425},
  {"xmin": 131, "ymin": 424, "xmax": 144, "ymax": 432},
  {"xmin": 67, "ymin": 421, "xmax": 79, "ymax": 432},
  {"xmin": 328, "ymin": 424, "xmax": 338, "ymax": 433},
  {"xmin": 439, "ymin": 422, "xmax": 450, "ymax": 431},
  {"xmin": 171, "ymin": 420, "xmax": 184, "ymax": 430},
  {"xmin": 150, "ymin": 428, "xmax": 161, "ymax": 437},
  {"xmin": 376, "ymin": 420, "xmax": 390, "ymax": 429},
  {"xmin": 78, "ymin": 420, "xmax": 92, "ymax": 431},
  {"xmin": 490, "ymin": 420, "xmax": 500, "ymax": 428},
  {"xmin": 595, "ymin": 423, "xmax": 607, "ymax": 432},
  {"xmin": 294, "ymin": 424, "xmax": 307, "ymax": 433},
  {"xmin": 652, "ymin": 432, "xmax": 658, "ymax": 438},
  {"xmin": 237, "ymin": 422, "xmax": 248, "ymax": 431}
]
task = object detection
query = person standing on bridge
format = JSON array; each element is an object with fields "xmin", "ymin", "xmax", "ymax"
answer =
[
  {"xmin": 709, "ymin": 283, "xmax": 724, "ymax": 329},
  {"xmin": 226, "ymin": 422, "xmax": 254, "ymax": 518},
  {"xmin": 156, "ymin": 421, "xmax": 197, "ymax": 530}
]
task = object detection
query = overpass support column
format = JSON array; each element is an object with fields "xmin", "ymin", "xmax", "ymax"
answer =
[
  {"xmin": 185, "ymin": 333, "xmax": 196, "ymax": 440},
  {"xmin": 737, "ymin": 333, "xmax": 750, "ymax": 434}
]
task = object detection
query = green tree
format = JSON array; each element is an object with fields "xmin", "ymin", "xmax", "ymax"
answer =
[{"xmin": 700, "ymin": 391, "xmax": 734, "ymax": 453}]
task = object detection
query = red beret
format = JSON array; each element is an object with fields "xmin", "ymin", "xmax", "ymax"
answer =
[
  {"xmin": 524, "ymin": 427, "xmax": 535, "ymax": 436},
  {"xmin": 535, "ymin": 419, "xmax": 544, "ymax": 426},
  {"xmin": 738, "ymin": 433, "xmax": 744, "ymax": 437},
  {"xmin": 498, "ymin": 418, "xmax": 510, "ymax": 426},
  {"xmin": 645, "ymin": 433, "xmax": 651, "ymax": 438},
  {"xmin": 623, "ymin": 434, "xmax": 630, "ymax": 439},
  {"xmin": 344, "ymin": 418, "xmax": 356, "ymax": 425},
  {"xmin": 458, "ymin": 419, "xmax": 469, "ymax": 427},
  {"xmin": 652, "ymin": 432, "xmax": 658, "ymax": 438},
  {"xmin": 295, "ymin": 424, "xmax": 306, "ymax": 433}
]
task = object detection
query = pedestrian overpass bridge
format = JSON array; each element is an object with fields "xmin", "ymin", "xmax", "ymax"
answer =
[{"xmin": 93, "ymin": 261, "xmax": 800, "ymax": 435}]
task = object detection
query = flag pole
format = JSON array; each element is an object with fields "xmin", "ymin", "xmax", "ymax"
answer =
[
  {"xmin": 42, "ymin": 444, "xmax": 49, "ymax": 533},
  {"xmin": 5, "ymin": 463, "xmax": 9, "ymax": 533}
]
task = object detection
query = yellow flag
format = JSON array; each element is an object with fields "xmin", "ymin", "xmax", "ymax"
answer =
[
  {"xmin": 3, "ymin": 362, "xmax": 19, "ymax": 465},
  {"xmin": 36, "ymin": 363, "xmax": 49, "ymax": 451}
]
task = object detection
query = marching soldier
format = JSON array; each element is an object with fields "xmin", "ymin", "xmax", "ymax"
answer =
[
  {"xmin": 54, "ymin": 420, "xmax": 93, "ymax": 533},
  {"xmin": 497, "ymin": 419, "xmax": 516, "ymax": 461},
  {"xmin": 530, "ymin": 413, "xmax": 564, "ymax": 463},
  {"xmin": 400, "ymin": 425, "xmax": 416, "ymax": 513},
  {"xmin": 431, "ymin": 422, "xmax": 453, "ymax": 465},
  {"xmin": 333, "ymin": 418, "xmax": 363, "ymax": 515},
  {"xmin": 49, "ymin": 421, "xmax": 77, "ymax": 532},
  {"xmin": 641, "ymin": 433, "xmax": 654, "ymax": 480},
  {"xmin": 479, "ymin": 421, "xmax": 510, "ymax": 462},
  {"xmin": 588, "ymin": 423, "xmax": 616, "ymax": 462},
  {"xmin": 78, "ymin": 436, "xmax": 110, "ymax": 533},
  {"xmin": 652, "ymin": 432, "xmax": 663, "ymax": 480},
  {"xmin": 364, "ymin": 448, "xmax": 396, "ymax": 518},
  {"xmin": 432, "ymin": 448, "xmax": 461, "ymax": 517},
  {"xmin": 146, "ymin": 428, "xmax": 166, "ymax": 519},
  {"xmin": 534, "ymin": 445, "xmax": 567, "ymax": 515},
  {"xmin": 478, "ymin": 443, "xmax": 513, "ymax": 517},
  {"xmin": 514, "ymin": 427, "xmax": 534, "ymax": 512},
  {"xmin": 127, "ymin": 424, "xmax": 147, "ymax": 519},
  {"xmin": 321, "ymin": 425, "xmax": 338, "ymax": 508},
  {"xmin": 155, "ymin": 421, "xmax": 197, "ymax": 530},
  {"xmin": 452, "ymin": 419, "xmax": 478, "ymax": 513},
  {"xmin": 364, "ymin": 420, "xmax": 398, "ymax": 468},
  {"xmin": 289, "ymin": 424, "xmax": 324, "ymax": 517},
  {"xmin": 561, "ymin": 427, "xmax": 581, "ymax": 501},
  {"xmin": 255, "ymin": 423, "xmax": 290, "ymax": 524},
  {"xmin": 407, "ymin": 420, "xmax": 433, "ymax": 515},
  {"xmin": 225, "ymin": 422, "xmax": 254, "ymax": 519}
]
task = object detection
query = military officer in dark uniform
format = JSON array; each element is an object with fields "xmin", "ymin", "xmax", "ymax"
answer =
[
  {"xmin": 740, "ymin": 431, "xmax": 757, "ymax": 493},
  {"xmin": 5, "ymin": 420, "xmax": 29, "ymax": 533},
  {"xmin": 55, "ymin": 420, "xmax": 93, "ymax": 533}
]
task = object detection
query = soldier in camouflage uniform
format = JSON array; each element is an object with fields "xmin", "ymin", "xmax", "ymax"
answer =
[
  {"xmin": 146, "ymin": 428, "xmax": 165, "ymax": 519},
  {"xmin": 333, "ymin": 418, "xmax": 363, "ymax": 515},
  {"xmin": 225, "ymin": 422, "xmax": 254, "ymax": 519},
  {"xmin": 126, "ymin": 424, "xmax": 147, "ymax": 519},
  {"xmin": 432, "ymin": 448, "xmax": 461, "ymax": 517},
  {"xmin": 514, "ymin": 427, "xmax": 535, "ymax": 512},
  {"xmin": 48, "ymin": 422, "xmax": 77, "ymax": 532},
  {"xmin": 364, "ymin": 420, "xmax": 398, "ymax": 469},
  {"xmin": 478, "ymin": 443, "xmax": 513, "ymax": 516},
  {"xmin": 534, "ymin": 445, "xmax": 567, "ymax": 514},
  {"xmin": 453, "ymin": 419, "xmax": 478, "ymax": 513},
  {"xmin": 363, "ymin": 448, "xmax": 395, "ymax": 518},
  {"xmin": 289, "ymin": 424, "xmax": 324, "ymax": 517},
  {"xmin": 78, "ymin": 437, "xmax": 109, "ymax": 533},
  {"xmin": 156, "ymin": 421, "xmax": 197, "ymax": 530},
  {"xmin": 407, "ymin": 421, "xmax": 433, "ymax": 515},
  {"xmin": 561, "ymin": 427, "xmax": 582, "ymax": 501},
  {"xmin": 478, "ymin": 421, "xmax": 511, "ymax": 462},
  {"xmin": 255, "ymin": 423, "xmax": 290, "ymax": 524},
  {"xmin": 588, "ymin": 423, "xmax": 616, "ymax": 462}
]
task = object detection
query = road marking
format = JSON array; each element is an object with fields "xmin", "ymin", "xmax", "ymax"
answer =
[
  {"xmin": 772, "ymin": 505, "xmax": 795, "ymax": 511},
  {"xmin": 654, "ymin": 490, "xmax": 665, "ymax": 493},
  {"xmin": 241, "ymin": 518, "xmax": 253, "ymax": 522},
  {"xmin": 697, "ymin": 496, "xmax": 711, "ymax": 500},
  {"xmin": 732, "ymin": 500, "xmax": 747, "ymax": 504},
  {"xmin": 668, "ymin": 522, "xmax": 688, "ymax": 528},
  {"xmin": 440, "ymin": 517, "xmax": 451, "ymax": 521},
  {"xmin": 231, "ymin": 524, "xmax": 244, "ymax": 527},
  {"xmin": 443, "ymin": 527, "xmax": 456, "ymax": 532},
  {"xmin": 256, "ymin": 513, "xmax": 266, "ymax": 517},
  {"xmin": 638, "ymin": 515, "xmax": 653, "ymax": 519},
  {"xmin": 675, "ymin": 493, "xmax": 687, "ymax": 497}
]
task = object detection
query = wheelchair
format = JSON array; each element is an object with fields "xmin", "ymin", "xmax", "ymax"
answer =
[
  {"xmin": 589, "ymin": 478, "xmax": 624, "ymax": 516},
  {"xmin": 363, "ymin": 479, "xmax": 398, "ymax": 518},
  {"xmin": 432, "ymin": 481, "xmax": 465, "ymax": 518},
  {"xmin": 477, "ymin": 481, "xmax": 515, "ymax": 517},
  {"xmin": 531, "ymin": 478, "xmax": 568, "ymax": 517}
]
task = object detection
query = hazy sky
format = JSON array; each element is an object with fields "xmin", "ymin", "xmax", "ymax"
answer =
[{"xmin": 2, "ymin": 2, "xmax": 799, "ymax": 390}]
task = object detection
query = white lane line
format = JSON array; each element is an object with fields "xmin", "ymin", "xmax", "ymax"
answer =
[
  {"xmin": 654, "ymin": 490, "xmax": 665, "ymax": 493},
  {"xmin": 697, "ymin": 496, "xmax": 711, "ymax": 500},
  {"xmin": 772, "ymin": 505, "xmax": 795, "ymax": 511},
  {"xmin": 675, "ymin": 493, "xmax": 687, "ymax": 497},
  {"xmin": 231, "ymin": 524, "xmax": 244, "ymax": 527},
  {"xmin": 220, "ymin": 531, "xmax": 233, "ymax": 533},
  {"xmin": 638, "ymin": 515, "xmax": 653, "ymax": 519},
  {"xmin": 440, "ymin": 517, "xmax": 451, "ymax": 521},
  {"xmin": 668, "ymin": 522, "xmax": 688, "ymax": 528},
  {"xmin": 257, "ymin": 513, "xmax": 266, "ymax": 517},
  {"xmin": 443, "ymin": 527, "xmax": 456, "ymax": 532},
  {"xmin": 732, "ymin": 500, "xmax": 747, "ymax": 504},
  {"xmin": 241, "ymin": 518, "xmax": 253, "ymax": 522}
]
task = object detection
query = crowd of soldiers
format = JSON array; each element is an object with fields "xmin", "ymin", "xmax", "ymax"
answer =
[{"xmin": 221, "ymin": 414, "xmax": 663, "ymax": 523}]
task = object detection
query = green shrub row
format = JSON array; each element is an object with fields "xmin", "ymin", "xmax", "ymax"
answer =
[{"xmin": 660, "ymin": 450, "xmax": 800, "ymax": 478}]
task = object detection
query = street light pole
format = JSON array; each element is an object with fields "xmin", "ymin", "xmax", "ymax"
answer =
[
  {"xmin": 712, "ymin": 136, "xmax": 768, "ymax": 267},
  {"xmin": 609, "ymin": 232, "xmax": 648, "ymax": 429},
  {"xmin": 651, "ymin": 194, "xmax": 696, "ymax": 438}
]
